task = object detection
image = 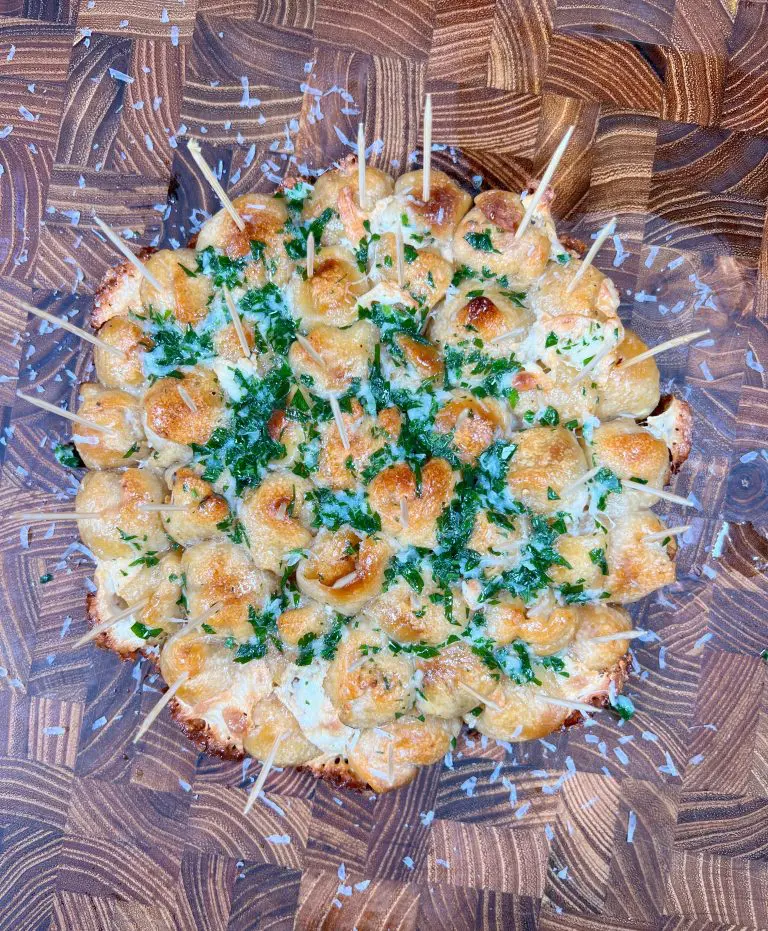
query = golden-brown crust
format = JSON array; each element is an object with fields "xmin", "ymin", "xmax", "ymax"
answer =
[
  {"xmin": 90, "ymin": 570, "xmax": 631, "ymax": 787},
  {"xmin": 91, "ymin": 249, "xmax": 156, "ymax": 328},
  {"xmin": 300, "ymin": 756, "xmax": 373, "ymax": 793},
  {"xmin": 85, "ymin": 591, "xmax": 150, "ymax": 663},
  {"xmin": 169, "ymin": 699, "xmax": 246, "ymax": 761}
]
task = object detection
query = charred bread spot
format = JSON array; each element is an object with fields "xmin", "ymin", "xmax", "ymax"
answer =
[
  {"xmin": 559, "ymin": 234, "xmax": 586, "ymax": 258},
  {"xmin": 476, "ymin": 189, "xmax": 523, "ymax": 232}
]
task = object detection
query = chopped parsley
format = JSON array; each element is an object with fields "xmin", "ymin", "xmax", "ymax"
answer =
[
  {"xmin": 53, "ymin": 442, "xmax": 84, "ymax": 469},
  {"xmin": 463, "ymin": 230, "xmax": 500, "ymax": 254},
  {"xmin": 131, "ymin": 621, "xmax": 163, "ymax": 640}
]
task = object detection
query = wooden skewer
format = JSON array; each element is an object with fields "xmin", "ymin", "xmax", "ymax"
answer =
[
  {"xmin": 618, "ymin": 330, "xmax": 711, "ymax": 371},
  {"xmin": 644, "ymin": 524, "xmax": 691, "ymax": 542},
  {"xmin": 329, "ymin": 394, "xmax": 350, "ymax": 451},
  {"xmin": 171, "ymin": 602, "xmax": 222, "ymax": 641},
  {"xmin": 137, "ymin": 503, "xmax": 191, "ymax": 513},
  {"xmin": 93, "ymin": 215, "xmax": 163, "ymax": 291},
  {"xmin": 306, "ymin": 230, "xmax": 315, "ymax": 279},
  {"xmin": 569, "ymin": 344, "xmax": 614, "ymax": 386},
  {"xmin": 17, "ymin": 510, "xmax": 102, "ymax": 522},
  {"xmin": 566, "ymin": 216, "xmax": 617, "ymax": 294},
  {"xmin": 186, "ymin": 138, "xmax": 245, "ymax": 231},
  {"xmin": 331, "ymin": 568, "xmax": 358, "ymax": 590},
  {"xmin": 421, "ymin": 93, "xmax": 432, "ymax": 203},
  {"xmin": 587, "ymin": 629, "xmax": 648, "ymax": 644},
  {"xmin": 490, "ymin": 327, "xmax": 525, "ymax": 344},
  {"xmin": 74, "ymin": 595, "xmax": 151, "ymax": 648},
  {"xmin": 133, "ymin": 672, "xmax": 189, "ymax": 744},
  {"xmin": 357, "ymin": 122, "xmax": 367, "ymax": 210},
  {"xmin": 18, "ymin": 299, "xmax": 126, "ymax": 359},
  {"xmin": 177, "ymin": 385, "xmax": 198, "ymax": 414},
  {"xmin": 395, "ymin": 225, "xmax": 405, "ymax": 287},
  {"xmin": 561, "ymin": 466, "xmax": 600, "ymax": 496},
  {"xmin": 537, "ymin": 694, "xmax": 602, "ymax": 714},
  {"xmin": 17, "ymin": 390, "xmax": 114, "ymax": 435},
  {"xmin": 348, "ymin": 654, "xmax": 368, "ymax": 673},
  {"xmin": 295, "ymin": 332, "xmax": 325, "ymax": 367},
  {"xmin": 623, "ymin": 479, "xmax": 693, "ymax": 508},
  {"xmin": 244, "ymin": 732, "xmax": 284, "ymax": 814},
  {"xmin": 460, "ymin": 682, "xmax": 502, "ymax": 713},
  {"xmin": 516, "ymin": 125, "xmax": 575, "ymax": 240},
  {"xmin": 399, "ymin": 495, "xmax": 409, "ymax": 528},
  {"xmin": 223, "ymin": 288, "xmax": 251, "ymax": 359}
]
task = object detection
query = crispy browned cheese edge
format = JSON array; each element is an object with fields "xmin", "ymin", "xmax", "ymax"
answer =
[
  {"xmin": 91, "ymin": 247, "xmax": 156, "ymax": 328},
  {"xmin": 88, "ymin": 582, "xmax": 634, "ymax": 792},
  {"xmin": 651, "ymin": 394, "xmax": 694, "ymax": 473}
]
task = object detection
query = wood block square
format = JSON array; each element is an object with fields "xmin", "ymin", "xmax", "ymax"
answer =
[
  {"xmin": 644, "ymin": 178, "xmax": 765, "ymax": 265},
  {"xmin": 578, "ymin": 111, "xmax": 658, "ymax": 239},
  {"xmin": 674, "ymin": 791, "xmax": 768, "ymax": 860},
  {"xmin": 295, "ymin": 868, "xmax": 420, "ymax": 930},
  {"xmin": 664, "ymin": 848, "xmax": 768, "ymax": 927},
  {"xmin": 0, "ymin": 20, "xmax": 73, "ymax": 81},
  {"xmin": 544, "ymin": 34, "xmax": 665, "ymax": 115},
  {"xmin": 26, "ymin": 694, "xmax": 83, "ymax": 769},
  {"xmin": 654, "ymin": 122, "xmax": 768, "ymax": 199},
  {"xmin": 226, "ymin": 862, "xmax": 302, "ymax": 931},
  {"xmin": 683, "ymin": 649, "xmax": 764, "ymax": 795},
  {"xmin": 427, "ymin": 819, "xmax": 549, "ymax": 894},
  {"xmin": 107, "ymin": 40, "xmax": 185, "ymax": 179},
  {"xmin": 432, "ymin": 757, "xmax": 560, "ymax": 827},
  {"xmin": 662, "ymin": 48, "xmax": 725, "ymax": 127},
  {"xmin": 181, "ymin": 79, "xmax": 304, "ymax": 147},
  {"xmin": 55, "ymin": 33, "xmax": 133, "ymax": 168},
  {"xmin": 0, "ymin": 0, "xmax": 74, "ymax": 24},
  {"xmin": 487, "ymin": 0, "xmax": 553, "ymax": 95},
  {"xmin": 364, "ymin": 764, "xmax": 442, "ymax": 881},
  {"xmin": 314, "ymin": 0, "xmax": 434, "ymax": 61},
  {"xmin": 305, "ymin": 781, "xmax": 376, "ymax": 874},
  {"xmin": 426, "ymin": 85, "xmax": 541, "ymax": 155},
  {"xmin": 669, "ymin": 0, "xmax": 734, "ymax": 58},
  {"xmin": 425, "ymin": 0, "xmax": 496, "ymax": 88},
  {"xmin": 186, "ymin": 781, "xmax": 310, "ymax": 868},
  {"xmin": 66, "ymin": 776, "xmax": 192, "ymax": 849},
  {"xmin": 542, "ymin": 773, "xmax": 621, "ymax": 914},
  {"xmin": 50, "ymin": 892, "xmax": 115, "ymax": 931},
  {"xmin": 57, "ymin": 833, "xmax": 182, "ymax": 912},
  {"xmin": 0, "ymin": 278, "xmax": 35, "ymax": 404},
  {"xmin": 291, "ymin": 45, "xmax": 371, "ymax": 171},
  {"xmin": 0, "ymin": 137, "xmax": 55, "ymax": 281},
  {"xmin": 77, "ymin": 0, "xmax": 198, "ymax": 42},
  {"xmin": 74, "ymin": 658, "xmax": 142, "ymax": 783},
  {"xmin": 533, "ymin": 94, "xmax": 600, "ymax": 222},
  {"xmin": 189, "ymin": 16, "xmax": 311, "ymax": 90},
  {"xmin": 726, "ymin": 443, "xmax": 768, "ymax": 529},
  {"xmin": 417, "ymin": 884, "xmax": 480, "ymax": 931},
  {"xmin": 0, "ymin": 755, "xmax": 72, "ymax": 829},
  {"xmin": 708, "ymin": 522, "xmax": 768, "ymax": 654},
  {"xmin": 0, "ymin": 821, "xmax": 63, "ymax": 931},
  {"xmin": 602, "ymin": 779, "xmax": 679, "ymax": 920},
  {"xmin": 553, "ymin": 0, "xmax": 676, "ymax": 46},
  {"xmin": 173, "ymin": 850, "xmax": 236, "ymax": 931}
]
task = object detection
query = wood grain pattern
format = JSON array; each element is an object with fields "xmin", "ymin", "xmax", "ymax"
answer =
[{"xmin": 1, "ymin": 0, "xmax": 768, "ymax": 928}]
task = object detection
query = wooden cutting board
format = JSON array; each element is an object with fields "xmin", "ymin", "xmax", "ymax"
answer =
[{"xmin": 0, "ymin": 0, "xmax": 767, "ymax": 928}]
